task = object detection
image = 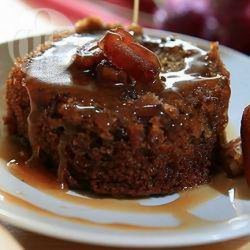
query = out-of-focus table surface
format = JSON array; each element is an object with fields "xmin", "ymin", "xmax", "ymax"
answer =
[
  {"xmin": 1, "ymin": 1, "xmax": 250, "ymax": 249},
  {"xmin": 0, "ymin": 0, "xmax": 67, "ymax": 44},
  {"xmin": 1, "ymin": 221, "xmax": 250, "ymax": 250}
]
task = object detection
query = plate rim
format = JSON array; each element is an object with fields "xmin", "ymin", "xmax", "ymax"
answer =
[{"xmin": 0, "ymin": 206, "xmax": 250, "ymax": 248}]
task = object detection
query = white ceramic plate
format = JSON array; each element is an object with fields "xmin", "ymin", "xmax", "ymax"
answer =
[{"xmin": 0, "ymin": 29, "xmax": 250, "ymax": 248}]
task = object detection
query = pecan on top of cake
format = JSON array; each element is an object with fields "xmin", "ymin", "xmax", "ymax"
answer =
[{"xmin": 73, "ymin": 27, "xmax": 161, "ymax": 84}]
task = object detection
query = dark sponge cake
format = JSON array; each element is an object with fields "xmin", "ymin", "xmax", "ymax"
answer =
[{"xmin": 5, "ymin": 21, "xmax": 230, "ymax": 197}]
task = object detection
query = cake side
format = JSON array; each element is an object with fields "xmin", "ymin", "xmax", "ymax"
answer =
[{"xmin": 4, "ymin": 23, "xmax": 230, "ymax": 197}]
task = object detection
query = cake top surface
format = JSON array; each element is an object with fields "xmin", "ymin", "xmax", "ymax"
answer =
[
  {"xmin": 23, "ymin": 28, "xmax": 227, "ymax": 124},
  {"xmin": 26, "ymin": 31, "xmax": 221, "ymax": 88}
]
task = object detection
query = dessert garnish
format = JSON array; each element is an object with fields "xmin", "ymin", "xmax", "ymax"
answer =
[
  {"xmin": 73, "ymin": 42, "xmax": 104, "ymax": 70},
  {"xmin": 73, "ymin": 27, "xmax": 161, "ymax": 84},
  {"xmin": 98, "ymin": 28, "xmax": 161, "ymax": 84}
]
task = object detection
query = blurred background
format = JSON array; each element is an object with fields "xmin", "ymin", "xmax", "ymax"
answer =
[{"xmin": 0, "ymin": 0, "xmax": 249, "ymax": 53}]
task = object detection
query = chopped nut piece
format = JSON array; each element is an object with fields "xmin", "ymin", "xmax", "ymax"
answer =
[
  {"xmin": 163, "ymin": 103, "xmax": 179, "ymax": 119},
  {"xmin": 127, "ymin": 24, "xmax": 143, "ymax": 36},
  {"xmin": 128, "ymin": 123, "xmax": 144, "ymax": 149},
  {"xmin": 73, "ymin": 47, "xmax": 104, "ymax": 69},
  {"xmin": 96, "ymin": 60, "xmax": 128, "ymax": 84},
  {"xmin": 71, "ymin": 39, "xmax": 104, "ymax": 69},
  {"xmin": 221, "ymin": 138, "xmax": 243, "ymax": 177},
  {"xmin": 106, "ymin": 23, "xmax": 123, "ymax": 30},
  {"xmin": 98, "ymin": 28, "xmax": 161, "ymax": 83},
  {"xmin": 75, "ymin": 17, "xmax": 105, "ymax": 33}
]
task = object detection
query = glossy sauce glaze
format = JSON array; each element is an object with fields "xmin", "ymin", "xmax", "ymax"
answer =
[
  {"xmin": 27, "ymin": 33, "xmax": 219, "ymax": 86},
  {"xmin": 25, "ymin": 32, "xmax": 223, "ymax": 119}
]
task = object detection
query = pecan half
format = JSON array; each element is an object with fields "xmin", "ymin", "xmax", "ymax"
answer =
[{"xmin": 98, "ymin": 28, "xmax": 161, "ymax": 84}]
